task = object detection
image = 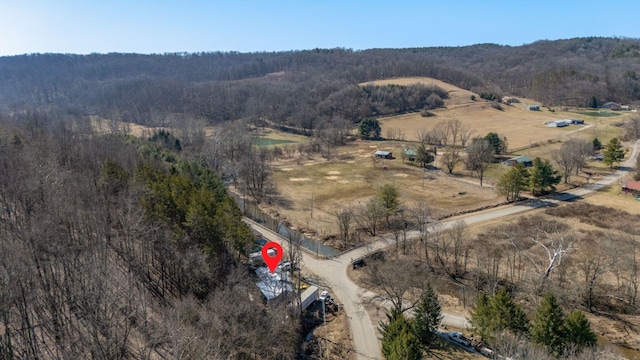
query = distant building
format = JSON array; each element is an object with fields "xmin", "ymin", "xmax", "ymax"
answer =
[
  {"xmin": 502, "ymin": 96, "xmax": 520, "ymax": 104},
  {"xmin": 504, "ymin": 155, "xmax": 533, "ymax": 167},
  {"xmin": 526, "ymin": 105, "xmax": 540, "ymax": 111},
  {"xmin": 622, "ymin": 180, "xmax": 640, "ymax": 196},
  {"xmin": 602, "ymin": 102, "xmax": 622, "ymax": 110},
  {"xmin": 403, "ymin": 148, "xmax": 417, "ymax": 161},
  {"xmin": 547, "ymin": 119, "xmax": 572, "ymax": 128},
  {"xmin": 374, "ymin": 150, "xmax": 393, "ymax": 159},
  {"xmin": 571, "ymin": 119, "xmax": 585, "ymax": 125}
]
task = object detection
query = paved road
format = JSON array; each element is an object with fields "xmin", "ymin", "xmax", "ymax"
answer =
[{"xmin": 246, "ymin": 140, "xmax": 640, "ymax": 360}]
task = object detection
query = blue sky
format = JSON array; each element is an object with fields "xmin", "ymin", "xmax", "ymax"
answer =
[{"xmin": 1, "ymin": 0, "xmax": 639, "ymax": 56}]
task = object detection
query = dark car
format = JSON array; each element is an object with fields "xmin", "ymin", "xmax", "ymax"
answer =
[
  {"xmin": 352, "ymin": 258, "xmax": 366, "ymax": 270},
  {"xmin": 255, "ymin": 237, "xmax": 268, "ymax": 247}
]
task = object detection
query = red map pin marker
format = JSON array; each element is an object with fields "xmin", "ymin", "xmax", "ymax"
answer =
[{"xmin": 261, "ymin": 241, "xmax": 283, "ymax": 273}]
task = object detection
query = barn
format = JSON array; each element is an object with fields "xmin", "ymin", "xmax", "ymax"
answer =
[
  {"xmin": 374, "ymin": 150, "xmax": 393, "ymax": 159},
  {"xmin": 504, "ymin": 155, "xmax": 533, "ymax": 167},
  {"xmin": 622, "ymin": 180, "xmax": 640, "ymax": 196}
]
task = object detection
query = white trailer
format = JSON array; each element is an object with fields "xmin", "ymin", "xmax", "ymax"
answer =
[{"xmin": 300, "ymin": 285, "xmax": 319, "ymax": 311}]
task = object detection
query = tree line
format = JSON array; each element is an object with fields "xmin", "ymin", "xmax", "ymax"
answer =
[{"xmin": 2, "ymin": 37, "xmax": 640, "ymax": 129}]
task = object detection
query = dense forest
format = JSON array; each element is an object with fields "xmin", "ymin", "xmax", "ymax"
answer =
[
  {"xmin": 0, "ymin": 116, "xmax": 301, "ymax": 359},
  {"xmin": 1, "ymin": 37, "xmax": 640, "ymax": 129}
]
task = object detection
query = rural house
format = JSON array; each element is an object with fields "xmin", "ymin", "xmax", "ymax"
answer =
[
  {"xmin": 502, "ymin": 96, "xmax": 520, "ymax": 104},
  {"xmin": 526, "ymin": 105, "xmax": 540, "ymax": 111},
  {"xmin": 571, "ymin": 119, "xmax": 585, "ymax": 124},
  {"xmin": 403, "ymin": 148, "xmax": 417, "ymax": 161},
  {"xmin": 622, "ymin": 180, "xmax": 640, "ymax": 196},
  {"xmin": 504, "ymin": 155, "xmax": 533, "ymax": 167},
  {"xmin": 547, "ymin": 119, "xmax": 572, "ymax": 128},
  {"xmin": 374, "ymin": 150, "xmax": 393, "ymax": 159},
  {"xmin": 602, "ymin": 102, "xmax": 622, "ymax": 110}
]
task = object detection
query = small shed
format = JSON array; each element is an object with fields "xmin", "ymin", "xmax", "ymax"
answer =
[
  {"xmin": 571, "ymin": 119, "xmax": 585, "ymax": 125},
  {"xmin": 526, "ymin": 105, "xmax": 540, "ymax": 111},
  {"xmin": 622, "ymin": 180, "xmax": 640, "ymax": 196},
  {"xmin": 504, "ymin": 155, "xmax": 533, "ymax": 167},
  {"xmin": 374, "ymin": 150, "xmax": 393, "ymax": 159}
]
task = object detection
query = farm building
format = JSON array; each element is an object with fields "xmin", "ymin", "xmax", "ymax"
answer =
[
  {"xmin": 374, "ymin": 150, "xmax": 393, "ymax": 159},
  {"xmin": 602, "ymin": 102, "xmax": 622, "ymax": 110},
  {"xmin": 622, "ymin": 180, "xmax": 640, "ymax": 196},
  {"xmin": 404, "ymin": 148, "xmax": 417, "ymax": 161},
  {"xmin": 526, "ymin": 105, "xmax": 540, "ymax": 111},
  {"xmin": 571, "ymin": 119, "xmax": 585, "ymax": 124},
  {"xmin": 547, "ymin": 119, "xmax": 572, "ymax": 128},
  {"xmin": 502, "ymin": 96, "xmax": 520, "ymax": 104},
  {"xmin": 504, "ymin": 155, "xmax": 533, "ymax": 167}
]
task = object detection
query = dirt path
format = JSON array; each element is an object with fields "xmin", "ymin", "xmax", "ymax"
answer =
[{"xmin": 245, "ymin": 139, "xmax": 640, "ymax": 360}]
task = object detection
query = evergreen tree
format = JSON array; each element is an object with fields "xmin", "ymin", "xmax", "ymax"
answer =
[
  {"xmin": 531, "ymin": 293, "xmax": 566, "ymax": 356},
  {"xmin": 497, "ymin": 163, "xmax": 529, "ymax": 202},
  {"xmin": 492, "ymin": 288, "xmax": 530, "ymax": 336},
  {"xmin": 588, "ymin": 96, "xmax": 598, "ymax": 109},
  {"xmin": 529, "ymin": 157, "xmax": 561, "ymax": 196},
  {"xmin": 415, "ymin": 143, "xmax": 434, "ymax": 168},
  {"xmin": 359, "ymin": 118, "xmax": 381, "ymax": 140},
  {"xmin": 380, "ymin": 309, "xmax": 422, "ymax": 359},
  {"xmin": 387, "ymin": 329, "xmax": 423, "ymax": 360},
  {"xmin": 378, "ymin": 183, "xmax": 400, "ymax": 223},
  {"xmin": 484, "ymin": 132, "xmax": 505, "ymax": 154},
  {"xmin": 413, "ymin": 283, "xmax": 443, "ymax": 350},
  {"xmin": 470, "ymin": 292, "xmax": 494, "ymax": 340},
  {"xmin": 592, "ymin": 137, "xmax": 602, "ymax": 151},
  {"xmin": 603, "ymin": 137, "xmax": 625, "ymax": 168},
  {"xmin": 470, "ymin": 289, "xmax": 529, "ymax": 342},
  {"xmin": 563, "ymin": 310, "xmax": 597, "ymax": 350}
]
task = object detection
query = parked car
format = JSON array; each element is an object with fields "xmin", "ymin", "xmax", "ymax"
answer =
[
  {"xmin": 319, "ymin": 291, "xmax": 330, "ymax": 302},
  {"xmin": 278, "ymin": 261, "xmax": 292, "ymax": 272},
  {"xmin": 448, "ymin": 332, "xmax": 471, "ymax": 347},
  {"xmin": 352, "ymin": 258, "xmax": 366, "ymax": 270},
  {"xmin": 256, "ymin": 238, "xmax": 268, "ymax": 247}
]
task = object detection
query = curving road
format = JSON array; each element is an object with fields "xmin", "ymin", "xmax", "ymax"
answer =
[{"xmin": 246, "ymin": 139, "xmax": 640, "ymax": 360}]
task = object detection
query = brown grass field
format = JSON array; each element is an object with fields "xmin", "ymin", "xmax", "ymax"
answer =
[{"xmin": 364, "ymin": 77, "xmax": 630, "ymax": 150}]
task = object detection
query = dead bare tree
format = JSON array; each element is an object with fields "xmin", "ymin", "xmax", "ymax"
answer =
[
  {"xmin": 363, "ymin": 258, "xmax": 424, "ymax": 313},
  {"xmin": 510, "ymin": 225, "xmax": 576, "ymax": 293},
  {"xmin": 335, "ymin": 205, "xmax": 354, "ymax": 247},
  {"xmin": 451, "ymin": 220, "xmax": 468, "ymax": 277}
]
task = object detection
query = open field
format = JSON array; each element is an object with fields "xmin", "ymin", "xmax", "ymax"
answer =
[
  {"xmin": 363, "ymin": 77, "xmax": 633, "ymax": 150},
  {"xmin": 269, "ymin": 140, "xmax": 501, "ymax": 241}
]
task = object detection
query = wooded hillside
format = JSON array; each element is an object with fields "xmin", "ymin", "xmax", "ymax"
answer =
[
  {"xmin": 0, "ymin": 116, "xmax": 300, "ymax": 359},
  {"xmin": 1, "ymin": 37, "xmax": 639, "ymax": 128}
]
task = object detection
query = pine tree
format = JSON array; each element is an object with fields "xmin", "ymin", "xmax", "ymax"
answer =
[
  {"xmin": 413, "ymin": 283, "xmax": 443, "ymax": 350},
  {"xmin": 492, "ymin": 288, "xmax": 530, "ymax": 336},
  {"xmin": 603, "ymin": 137, "xmax": 625, "ymax": 168},
  {"xmin": 529, "ymin": 157, "xmax": 561, "ymax": 196},
  {"xmin": 592, "ymin": 137, "xmax": 602, "ymax": 151},
  {"xmin": 380, "ymin": 308, "xmax": 411, "ymax": 359},
  {"xmin": 531, "ymin": 293, "xmax": 566, "ymax": 356},
  {"xmin": 563, "ymin": 310, "xmax": 597, "ymax": 350},
  {"xmin": 470, "ymin": 292, "xmax": 494, "ymax": 340},
  {"xmin": 470, "ymin": 289, "xmax": 530, "ymax": 342},
  {"xmin": 387, "ymin": 329, "xmax": 423, "ymax": 360},
  {"xmin": 497, "ymin": 163, "xmax": 529, "ymax": 202}
]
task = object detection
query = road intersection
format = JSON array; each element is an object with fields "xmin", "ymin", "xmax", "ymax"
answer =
[{"xmin": 246, "ymin": 140, "xmax": 640, "ymax": 360}]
